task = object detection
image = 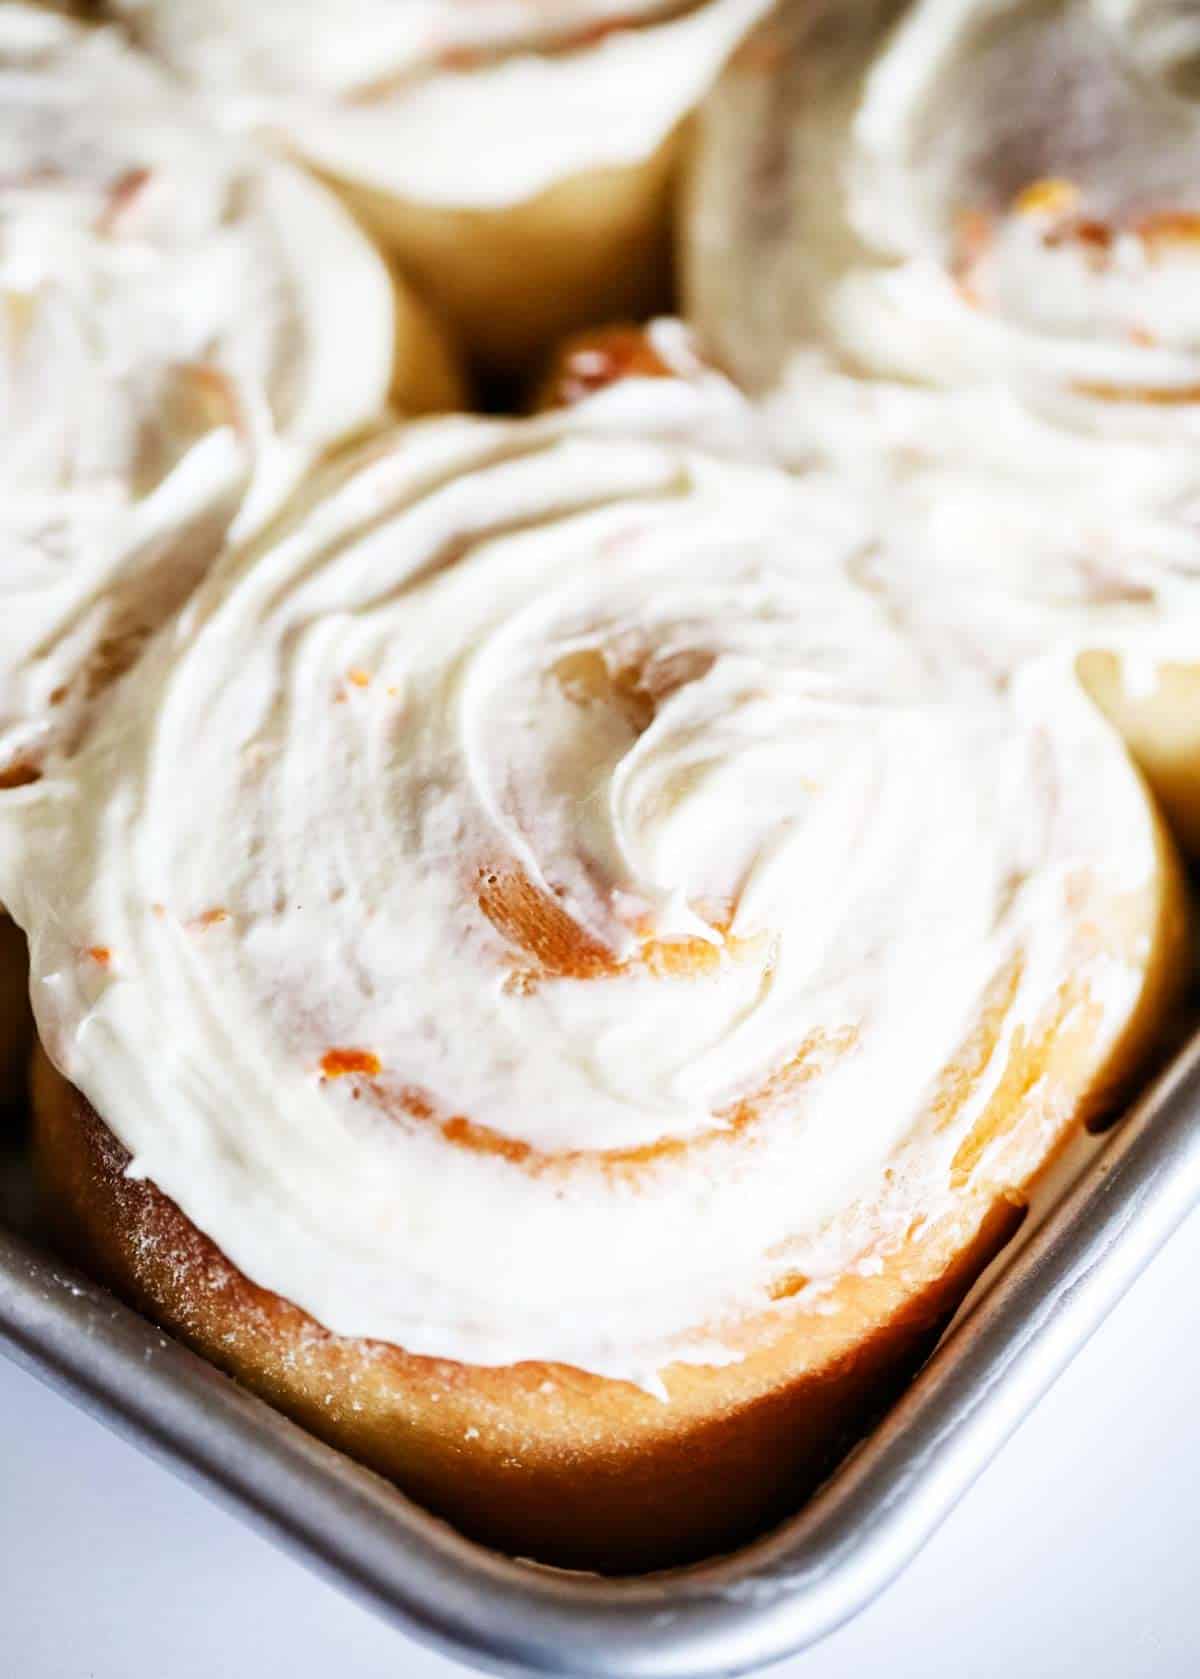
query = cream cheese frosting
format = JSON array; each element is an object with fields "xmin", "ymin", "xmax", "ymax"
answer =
[
  {"xmin": 0, "ymin": 395, "xmax": 1172, "ymax": 1384},
  {"xmin": 0, "ymin": 5, "xmax": 398, "ymax": 777},
  {"xmin": 114, "ymin": 0, "xmax": 773, "ymax": 209},
  {"xmin": 684, "ymin": 0, "xmax": 1200, "ymax": 828},
  {"xmin": 687, "ymin": 0, "xmax": 1200, "ymax": 436}
]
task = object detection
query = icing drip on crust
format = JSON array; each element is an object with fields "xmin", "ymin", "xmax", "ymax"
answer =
[
  {"xmin": 0, "ymin": 401, "xmax": 1172, "ymax": 1383},
  {"xmin": 0, "ymin": 5, "xmax": 397, "ymax": 777},
  {"xmin": 113, "ymin": 0, "xmax": 774, "ymax": 208}
]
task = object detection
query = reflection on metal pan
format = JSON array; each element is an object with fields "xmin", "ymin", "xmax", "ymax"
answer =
[{"xmin": 2, "ymin": 1032, "xmax": 1200, "ymax": 1678}]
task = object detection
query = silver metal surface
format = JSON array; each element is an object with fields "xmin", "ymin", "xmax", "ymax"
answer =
[{"xmin": 3, "ymin": 1031, "xmax": 1200, "ymax": 1679}]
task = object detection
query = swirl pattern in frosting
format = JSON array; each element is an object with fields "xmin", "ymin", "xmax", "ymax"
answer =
[
  {"xmin": 687, "ymin": 0, "xmax": 1200, "ymax": 433},
  {"xmin": 685, "ymin": 0, "xmax": 1200, "ymax": 848},
  {"xmin": 1, "ymin": 394, "xmax": 1179, "ymax": 1384},
  {"xmin": 0, "ymin": 4, "xmax": 406, "ymax": 779}
]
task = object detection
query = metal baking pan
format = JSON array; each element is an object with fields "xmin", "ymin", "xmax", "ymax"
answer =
[{"xmin": 3, "ymin": 1029, "xmax": 1200, "ymax": 1679}]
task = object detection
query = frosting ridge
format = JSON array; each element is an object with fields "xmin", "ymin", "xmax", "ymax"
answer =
[
  {"xmin": 688, "ymin": 0, "xmax": 1200, "ymax": 437},
  {"xmin": 0, "ymin": 5, "xmax": 398, "ymax": 776},
  {"xmin": 1, "ymin": 401, "xmax": 1173, "ymax": 1381}
]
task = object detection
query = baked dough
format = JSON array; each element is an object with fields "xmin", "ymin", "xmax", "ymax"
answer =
[
  {"xmin": 113, "ymin": 0, "xmax": 770, "ymax": 375},
  {"xmin": 0, "ymin": 4, "xmax": 462, "ymax": 1102},
  {"xmin": 0, "ymin": 4, "xmax": 464, "ymax": 779},
  {"xmin": 685, "ymin": 0, "xmax": 1200, "ymax": 411},
  {"xmin": 684, "ymin": 0, "xmax": 1200, "ymax": 855},
  {"xmin": 14, "ymin": 405, "xmax": 1193, "ymax": 1566}
]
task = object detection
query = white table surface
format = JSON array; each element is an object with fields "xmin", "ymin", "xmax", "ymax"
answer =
[{"xmin": 3, "ymin": 1205, "xmax": 1199, "ymax": 1679}]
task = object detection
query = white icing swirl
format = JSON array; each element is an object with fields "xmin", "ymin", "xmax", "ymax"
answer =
[
  {"xmin": 687, "ymin": 0, "xmax": 1200, "ymax": 430},
  {"xmin": 0, "ymin": 399, "xmax": 1170, "ymax": 1382},
  {"xmin": 0, "ymin": 5, "xmax": 398, "ymax": 776},
  {"xmin": 684, "ymin": 0, "xmax": 1200, "ymax": 830},
  {"xmin": 115, "ymin": 0, "xmax": 773, "ymax": 208}
]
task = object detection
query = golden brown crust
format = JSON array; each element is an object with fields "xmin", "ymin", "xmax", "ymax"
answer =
[
  {"xmin": 1077, "ymin": 652, "xmax": 1200, "ymax": 860},
  {"xmin": 330, "ymin": 143, "xmax": 678, "ymax": 380},
  {"xmin": 387, "ymin": 270, "xmax": 470, "ymax": 418},
  {"xmin": 33, "ymin": 1047, "xmax": 1032, "ymax": 1571},
  {"xmin": 29, "ymin": 789, "xmax": 1193, "ymax": 1571}
]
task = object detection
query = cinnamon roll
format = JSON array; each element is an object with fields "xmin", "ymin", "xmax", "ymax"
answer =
[
  {"xmin": 111, "ymin": 0, "xmax": 771, "ymax": 374},
  {"xmin": 540, "ymin": 319, "xmax": 1200, "ymax": 856},
  {"xmin": 11, "ymin": 405, "xmax": 1190, "ymax": 1568},
  {"xmin": 685, "ymin": 0, "xmax": 1200, "ymax": 854},
  {"xmin": 0, "ymin": 5, "xmax": 463, "ymax": 1094},
  {"xmin": 687, "ymin": 0, "xmax": 1200, "ymax": 417},
  {"xmin": 0, "ymin": 2, "xmax": 467, "ymax": 776}
]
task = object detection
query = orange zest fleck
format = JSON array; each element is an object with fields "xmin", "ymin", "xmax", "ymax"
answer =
[
  {"xmin": 86, "ymin": 946, "xmax": 112, "ymax": 968},
  {"xmin": 1013, "ymin": 177, "xmax": 1079, "ymax": 218},
  {"xmin": 0, "ymin": 760, "xmax": 40, "ymax": 791},
  {"xmin": 951, "ymin": 209, "xmax": 992, "ymax": 303},
  {"xmin": 397, "ymin": 1023, "xmax": 857, "ymax": 1176},
  {"xmin": 1074, "ymin": 379, "xmax": 1200, "ymax": 406},
  {"xmin": 193, "ymin": 908, "xmax": 230, "ymax": 929},
  {"xmin": 436, "ymin": 45, "xmax": 484, "ymax": 71},
  {"xmin": 572, "ymin": 18, "xmax": 635, "ymax": 48},
  {"xmin": 768, "ymin": 1270, "xmax": 811, "ymax": 1303},
  {"xmin": 179, "ymin": 362, "xmax": 244, "ymax": 436},
  {"xmin": 1072, "ymin": 219, "xmax": 1113, "ymax": 250},
  {"xmin": 320, "ymin": 1048, "xmax": 381, "ymax": 1080},
  {"xmin": 541, "ymin": 324, "xmax": 673, "ymax": 410},
  {"xmin": 441, "ymin": 1114, "xmax": 533, "ymax": 1166},
  {"xmin": 97, "ymin": 167, "xmax": 152, "ymax": 234},
  {"xmin": 347, "ymin": 668, "xmax": 371, "ymax": 689},
  {"xmin": 1138, "ymin": 210, "xmax": 1200, "ymax": 252}
]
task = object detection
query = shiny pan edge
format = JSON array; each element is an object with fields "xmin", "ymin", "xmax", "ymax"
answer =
[{"xmin": 2, "ymin": 1031, "xmax": 1199, "ymax": 1679}]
